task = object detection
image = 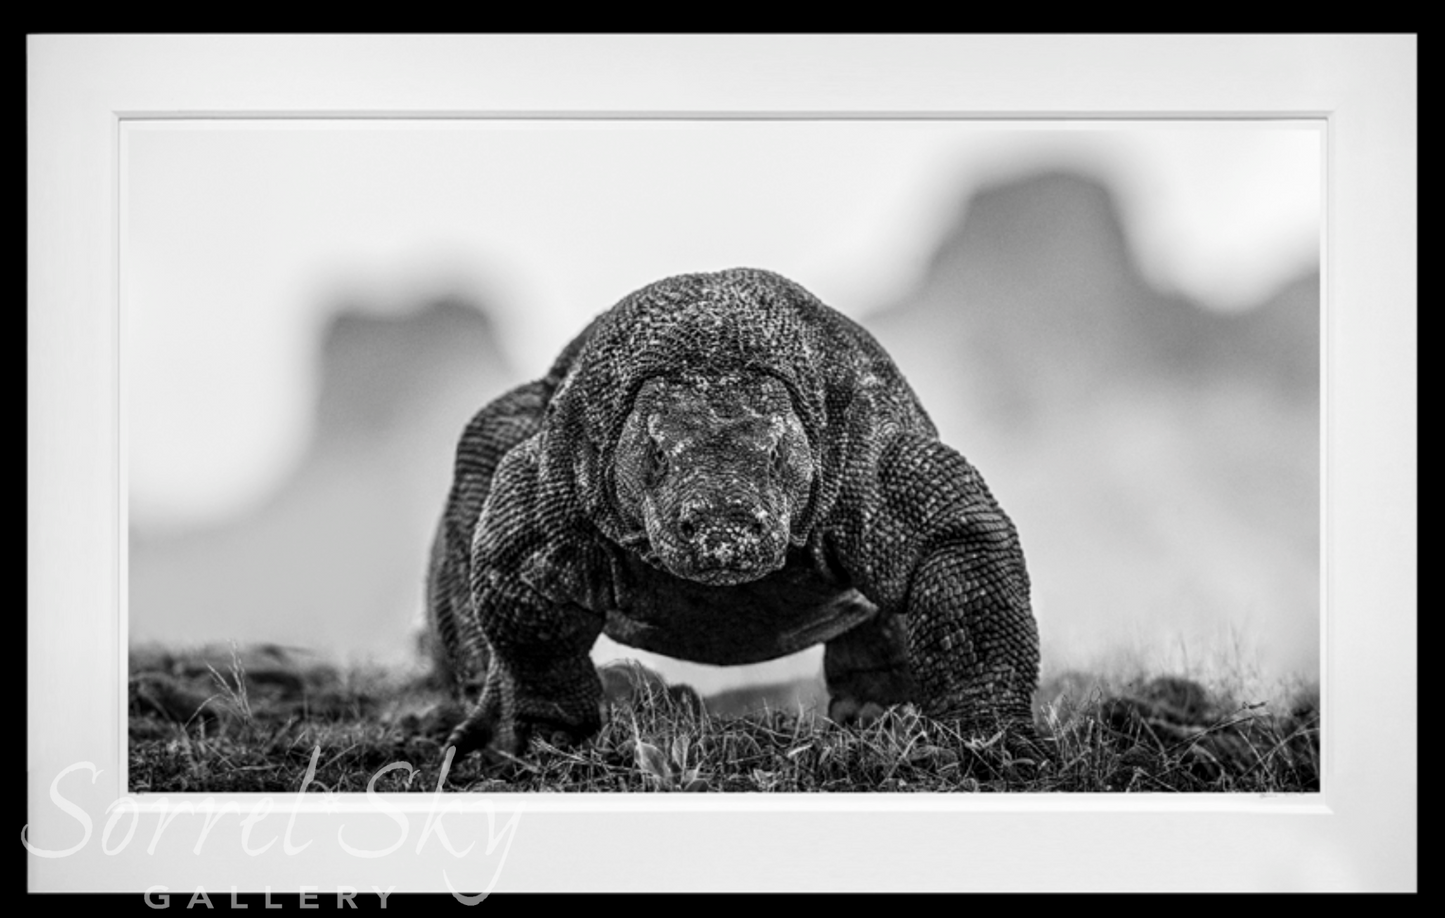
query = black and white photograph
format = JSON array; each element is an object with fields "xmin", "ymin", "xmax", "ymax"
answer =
[
  {"xmin": 28, "ymin": 35, "xmax": 1416, "ymax": 893},
  {"xmin": 123, "ymin": 119, "xmax": 1324, "ymax": 795}
]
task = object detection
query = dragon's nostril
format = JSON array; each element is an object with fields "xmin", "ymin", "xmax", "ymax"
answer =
[{"xmin": 679, "ymin": 519, "xmax": 697, "ymax": 541}]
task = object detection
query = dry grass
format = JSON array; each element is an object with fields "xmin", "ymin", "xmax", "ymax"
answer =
[{"xmin": 129, "ymin": 646, "xmax": 1319, "ymax": 794}]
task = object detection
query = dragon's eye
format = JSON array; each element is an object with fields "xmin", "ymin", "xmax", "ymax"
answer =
[
  {"xmin": 770, "ymin": 443, "xmax": 786, "ymax": 478},
  {"xmin": 647, "ymin": 441, "xmax": 668, "ymax": 482}
]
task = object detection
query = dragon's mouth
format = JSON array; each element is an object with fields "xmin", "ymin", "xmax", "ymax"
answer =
[
  {"xmin": 632, "ymin": 532, "xmax": 782, "ymax": 586},
  {"xmin": 632, "ymin": 489, "xmax": 792, "ymax": 587},
  {"xmin": 668, "ymin": 560, "xmax": 776, "ymax": 587},
  {"xmin": 654, "ymin": 531, "xmax": 787, "ymax": 586}
]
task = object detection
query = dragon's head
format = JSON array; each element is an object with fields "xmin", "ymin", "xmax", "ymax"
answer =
[{"xmin": 612, "ymin": 371, "xmax": 814, "ymax": 585}]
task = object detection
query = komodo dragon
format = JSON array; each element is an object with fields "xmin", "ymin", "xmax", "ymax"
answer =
[{"xmin": 427, "ymin": 268, "xmax": 1040, "ymax": 760}]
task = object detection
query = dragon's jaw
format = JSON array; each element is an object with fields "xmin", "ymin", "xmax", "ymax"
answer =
[{"xmin": 638, "ymin": 495, "xmax": 790, "ymax": 586}]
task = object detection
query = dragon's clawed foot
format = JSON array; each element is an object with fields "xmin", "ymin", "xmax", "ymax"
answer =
[{"xmin": 827, "ymin": 696, "xmax": 889, "ymax": 726}]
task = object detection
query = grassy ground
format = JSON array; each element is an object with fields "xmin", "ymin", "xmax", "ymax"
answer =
[{"xmin": 128, "ymin": 644, "xmax": 1319, "ymax": 794}]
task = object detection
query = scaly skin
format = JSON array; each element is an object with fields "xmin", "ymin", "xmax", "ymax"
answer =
[{"xmin": 427, "ymin": 268, "xmax": 1040, "ymax": 760}]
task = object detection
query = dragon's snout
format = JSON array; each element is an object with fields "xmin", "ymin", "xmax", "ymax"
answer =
[
  {"xmin": 653, "ymin": 491, "xmax": 791, "ymax": 584},
  {"xmin": 677, "ymin": 502, "xmax": 768, "ymax": 543},
  {"xmin": 674, "ymin": 502, "xmax": 779, "ymax": 582}
]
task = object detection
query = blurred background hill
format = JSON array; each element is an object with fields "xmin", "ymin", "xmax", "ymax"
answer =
[
  {"xmin": 126, "ymin": 123, "xmax": 1320, "ymax": 706},
  {"xmin": 130, "ymin": 299, "xmax": 515, "ymax": 667},
  {"xmin": 867, "ymin": 171, "xmax": 1318, "ymax": 685}
]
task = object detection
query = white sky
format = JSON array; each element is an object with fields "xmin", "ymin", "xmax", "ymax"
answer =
[{"xmin": 123, "ymin": 120, "xmax": 1321, "ymax": 530}]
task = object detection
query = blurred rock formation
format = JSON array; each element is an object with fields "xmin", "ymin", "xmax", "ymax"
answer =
[
  {"xmin": 129, "ymin": 297, "xmax": 516, "ymax": 665},
  {"xmin": 866, "ymin": 171, "xmax": 1319, "ymax": 681}
]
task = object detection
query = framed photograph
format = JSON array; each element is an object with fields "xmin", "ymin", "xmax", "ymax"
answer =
[{"xmin": 28, "ymin": 35, "xmax": 1416, "ymax": 893}]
